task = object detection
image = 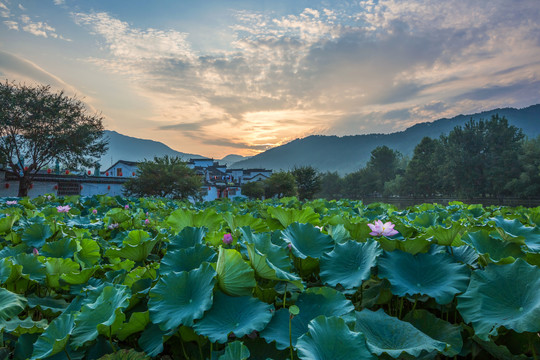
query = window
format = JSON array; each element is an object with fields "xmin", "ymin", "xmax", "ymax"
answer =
[{"xmin": 117, "ymin": 168, "xmax": 122, "ymax": 176}]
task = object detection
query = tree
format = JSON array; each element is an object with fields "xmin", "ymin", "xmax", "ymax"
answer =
[
  {"xmin": 404, "ymin": 137, "xmax": 445, "ymax": 196},
  {"xmin": 315, "ymin": 171, "xmax": 343, "ymax": 200},
  {"xmin": 291, "ymin": 166, "xmax": 321, "ymax": 200},
  {"xmin": 123, "ymin": 156, "xmax": 202, "ymax": 200},
  {"xmin": 506, "ymin": 136, "xmax": 540, "ymax": 197},
  {"xmin": 0, "ymin": 81, "xmax": 108, "ymax": 196},
  {"xmin": 241, "ymin": 180, "xmax": 265, "ymax": 199},
  {"xmin": 264, "ymin": 171, "xmax": 297, "ymax": 198}
]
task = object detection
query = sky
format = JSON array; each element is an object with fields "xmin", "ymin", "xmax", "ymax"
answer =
[{"xmin": 1, "ymin": 0, "xmax": 540, "ymax": 158}]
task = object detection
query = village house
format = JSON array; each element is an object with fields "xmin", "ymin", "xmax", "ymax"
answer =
[{"xmin": 0, "ymin": 159, "xmax": 272, "ymax": 201}]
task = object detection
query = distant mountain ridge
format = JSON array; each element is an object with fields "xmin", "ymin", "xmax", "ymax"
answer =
[
  {"xmin": 99, "ymin": 131, "xmax": 250, "ymax": 169},
  {"xmin": 232, "ymin": 104, "xmax": 540, "ymax": 174}
]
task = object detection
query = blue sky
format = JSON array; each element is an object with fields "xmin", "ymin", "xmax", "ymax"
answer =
[{"xmin": 1, "ymin": 0, "xmax": 540, "ymax": 157}]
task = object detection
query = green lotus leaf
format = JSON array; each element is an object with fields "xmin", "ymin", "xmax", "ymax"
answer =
[
  {"xmin": 71, "ymin": 285, "xmax": 131, "ymax": 348},
  {"xmin": 41, "ymin": 237, "xmax": 78, "ymax": 258},
  {"xmin": 105, "ymin": 238, "xmax": 159, "ymax": 262},
  {"xmin": 319, "ymin": 239, "xmax": 382, "ymax": 289},
  {"xmin": 96, "ymin": 349, "xmax": 151, "ymax": 360},
  {"xmin": 343, "ymin": 219, "xmax": 373, "ymax": 241},
  {"xmin": 473, "ymin": 336, "xmax": 531, "ymax": 360},
  {"xmin": 138, "ymin": 323, "xmax": 175, "ymax": 357},
  {"xmin": 403, "ymin": 310, "xmax": 463, "ymax": 357},
  {"xmin": 0, "ymin": 258, "xmax": 22, "ymax": 283},
  {"xmin": 281, "ymin": 222, "xmax": 334, "ymax": 259},
  {"xmin": 411, "ymin": 212, "xmax": 439, "ymax": 228},
  {"xmin": 223, "ymin": 212, "xmax": 268, "ymax": 233},
  {"xmin": 66, "ymin": 216, "xmax": 103, "ymax": 230},
  {"xmin": 327, "ymin": 224, "xmax": 351, "ymax": 244},
  {"xmin": 216, "ymin": 247, "xmax": 256, "ymax": 296},
  {"xmin": 167, "ymin": 208, "xmax": 221, "ymax": 233},
  {"xmin": 246, "ymin": 243, "xmax": 303, "ymax": 290},
  {"xmin": 30, "ymin": 312, "xmax": 76, "ymax": 360},
  {"xmin": 124, "ymin": 230, "xmax": 151, "ymax": 244},
  {"xmin": 219, "ymin": 341, "xmax": 250, "ymax": 360},
  {"xmin": 12, "ymin": 253, "xmax": 47, "ymax": 282},
  {"xmin": 378, "ymin": 250, "xmax": 470, "ymax": 304},
  {"xmin": 1, "ymin": 317, "xmax": 48, "ymax": 335},
  {"xmin": 193, "ymin": 291, "xmax": 273, "ymax": 343},
  {"xmin": 267, "ymin": 206, "xmax": 320, "ymax": 228},
  {"xmin": 0, "ymin": 243, "xmax": 26, "ymax": 258},
  {"xmin": 296, "ymin": 316, "xmax": 376, "ymax": 360},
  {"xmin": 168, "ymin": 226, "xmax": 208, "ymax": 251},
  {"xmin": 0, "ymin": 213, "xmax": 18, "ymax": 234},
  {"xmin": 261, "ymin": 287, "xmax": 355, "ymax": 350},
  {"xmin": 60, "ymin": 268, "xmax": 97, "ymax": 285},
  {"xmin": 27, "ymin": 295, "xmax": 69, "ymax": 315},
  {"xmin": 354, "ymin": 309, "xmax": 446, "ymax": 358},
  {"xmin": 74, "ymin": 238, "xmax": 101, "ymax": 267},
  {"xmin": 489, "ymin": 216, "xmax": 539, "ymax": 245},
  {"xmin": 105, "ymin": 208, "xmax": 131, "ymax": 224},
  {"xmin": 462, "ymin": 230, "xmax": 523, "ymax": 263},
  {"xmin": 22, "ymin": 223, "xmax": 53, "ymax": 248},
  {"xmin": 45, "ymin": 258, "xmax": 80, "ymax": 288},
  {"xmin": 450, "ymin": 245, "xmax": 479, "ymax": 267},
  {"xmin": 241, "ymin": 227, "xmax": 292, "ymax": 270},
  {"xmin": 148, "ymin": 263, "xmax": 216, "ymax": 330},
  {"xmin": 160, "ymin": 244, "xmax": 217, "ymax": 274},
  {"xmin": 14, "ymin": 333, "xmax": 39, "ymax": 360},
  {"xmin": 377, "ymin": 234, "xmax": 432, "ymax": 255},
  {"xmin": 457, "ymin": 258, "xmax": 540, "ymax": 340},
  {"xmin": 426, "ymin": 223, "xmax": 464, "ymax": 246},
  {"xmin": 115, "ymin": 311, "xmax": 150, "ymax": 341}
]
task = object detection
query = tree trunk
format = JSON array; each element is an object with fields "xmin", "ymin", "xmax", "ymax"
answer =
[{"xmin": 17, "ymin": 176, "xmax": 31, "ymax": 197}]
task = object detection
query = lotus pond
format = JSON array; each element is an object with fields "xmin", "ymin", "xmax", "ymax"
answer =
[{"xmin": 0, "ymin": 195, "xmax": 539, "ymax": 359}]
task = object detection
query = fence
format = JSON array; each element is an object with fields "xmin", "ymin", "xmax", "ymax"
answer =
[{"xmin": 360, "ymin": 197, "xmax": 540, "ymax": 209}]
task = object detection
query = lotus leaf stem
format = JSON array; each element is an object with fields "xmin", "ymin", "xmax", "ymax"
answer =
[
  {"xmin": 64, "ymin": 349, "xmax": 72, "ymax": 360},
  {"xmin": 210, "ymin": 342, "xmax": 213, "ymax": 360},
  {"xmin": 398, "ymin": 297, "xmax": 404, "ymax": 319},
  {"xmin": 289, "ymin": 314, "xmax": 294, "ymax": 360},
  {"xmin": 411, "ymin": 295, "xmax": 418, "ymax": 313},
  {"xmin": 283, "ymin": 283, "xmax": 288, "ymax": 308}
]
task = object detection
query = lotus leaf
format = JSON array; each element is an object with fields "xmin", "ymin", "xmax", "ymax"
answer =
[
  {"xmin": 148, "ymin": 263, "xmax": 216, "ymax": 330},
  {"xmin": 116, "ymin": 311, "xmax": 150, "ymax": 341},
  {"xmin": 105, "ymin": 238, "xmax": 159, "ymax": 262},
  {"xmin": 378, "ymin": 250, "xmax": 470, "ymax": 304},
  {"xmin": 246, "ymin": 243, "xmax": 303, "ymax": 290},
  {"xmin": 319, "ymin": 239, "xmax": 382, "ymax": 289},
  {"xmin": 462, "ymin": 230, "xmax": 524, "ymax": 263},
  {"xmin": 31, "ymin": 312, "xmax": 76, "ymax": 359},
  {"xmin": 296, "ymin": 315, "xmax": 376, "ymax": 360},
  {"xmin": 1, "ymin": 317, "xmax": 48, "ymax": 335},
  {"xmin": 167, "ymin": 208, "xmax": 221, "ymax": 233},
  {"xmin": 0, "ymin": 258, "xmax": 21, "ymax": 283},
  {"xmin": 281, "ymin": 222, "xmax": 334, "ymax": 259},
  {"xmin": 22, "ymin": 223, "xmax": 53, "ymax": 248},
  {"xmin": 45, "ymin": 258, "xmax": 80, "ymax": 288},
  {"xmin": 41, "ymin": 237, "xmax": 78, "ymax": 258},
  {"xmin": 261, "ymin": 287, "xmax": 354, "ymax": 350},
  {"xmin": 138, "ymin": 323, "xmax": 174, "ymax": 357},
  {"xmin": 160, "ymin": 244, "xmax": 216, "ymax": 274},
  {"xmin": 457, "ymin": 258, "xmax": 540, "ymax": 340},
  {"xmin": 12, "ymin": 253, "xmax": 47, "ymax": 282},
  {"xmin": 71, "ymin": 285, "xmax": 131, "ymax": 348},
  {"xmin": 216, "ymin": 247, "xmax": 256, "ymax": 296},
  {"xmin": 266, "ymin": 206, "xmax": 320, "ymax": 228},
  {"xmin": 354, "ymin": 309, "xmax": 447, "ymax": 358},
  {"xmin": 0, "ymin": 288, "xmax": 27, "ymax": 321},
  {"xmin": 27, "ymin": 295, "xmax": 69, "ymax": 315},
  {"xmin": 74, "ymin": 238, "xmax": 101, "ymax": 267},
  {"xmin": 489, "ymin": 216, "xmax": 539, "ymax": 244},
  {"xmin": 219, "ymin": 341, "xmax": 250, "ymax": 360},
  {"xmin": 193, "ymin": 291, "xmax": 274, "ymax": 343},
  {"xmin": 0, "ymin": 213, "xmax": 17, "ymax": 234},
  {"xmin": 167, "ymin": 226, "xmax": 208, "ymax": 251},
  {"xmin": 403, "ymin": 310, "xmax": 463, "ymax": 357}
]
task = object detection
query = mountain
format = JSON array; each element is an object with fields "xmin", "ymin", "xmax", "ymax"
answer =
[
  {"xmin": 99, "ymin": 130, "xmax": 203, "ymax": 168},
  {"xmin": 232, "ymin": 104, "xmax": 540, "ymax": 174},
  {"xmin": 219, "ymin": 154, "xmax": 251, "ymax": 166}
]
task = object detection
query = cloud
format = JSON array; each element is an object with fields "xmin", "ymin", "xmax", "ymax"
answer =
[
  {"xmin": 72, "ymin": 1, "xmax": 540, "ymax": 155},
  {"xmin": 18, "ymin": 4, "xmax": 25, "ymax": 11},
  {"xmin": 3, "ymin": 20, "xmax": 17, "ymax": 30},
  {"xmin": 0, "ymin": 1, "xmax": 10, "ymax": 18},
  {"xmin": 53, "ymin": 0, "xmax": 65, "ymax": 5},
  {"xmin": 18, "ymin": 13, "xmax": 70, "ymax": 40}
]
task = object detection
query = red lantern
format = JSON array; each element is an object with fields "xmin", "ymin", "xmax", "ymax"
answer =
[
  {"xmin": 106, "ymin": 172, "xmax": 109, "ymax": 176},
  {"xmin": 119, "ymin": 172, "xmax": 123, "ymax": 177},
  {"xmin": 54, "ymin": 185, "xmax": 58, "ymax": 190},
  {"xmin": 47, "ymin": 168, "xmax": 52, "ymax": 174},
  {"xmin": 65, "ymin": 170, "xmax": 69, "ymax": 175},
  {"xmin": 107, "ymin": 185, "xmax": 111, "ymax": 190},
  {"xmin": 208, "ymin": 186, "xmax": 211, "ymax": 190},
  {"xmin": 4, "ymin": 183, "xmax": 9, "ymax": 189},
  {"xmin": 88, "ymin": 170, "xmax": 91, "ymax": 175},
  {"xmin": 132, "ymin": 172, "xmax": 135, "ymax": 176},
  {"xmin": 29, "ymin": 183, "xmax": 33, "ymax": 189},
  {"xmin": 80, "ymin": 185, "xmax": 83, "ymax": 190},
  {"xmin": 24, "ymin": 166, "xmax": 28, "ymax": 171}
]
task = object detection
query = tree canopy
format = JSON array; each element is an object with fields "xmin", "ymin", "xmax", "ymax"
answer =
[
  {"xmin": 0, "ymin": 81, "xmax": 108, "ymax": 196},
  {"xmin": 123, "ymin": 155, "xmax": 202, "ymax": 200},
  {"xmin": 292, "ymin": 166, "xmax": 321, "ymax": 201}
]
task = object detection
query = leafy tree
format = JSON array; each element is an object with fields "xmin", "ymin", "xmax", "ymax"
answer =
[
  {"xmin": 363, "ymin": 146, "xmax": 402, "ymax": 194},
  {"xmin": 292, "ymin": 166, "xmax": 321, "ymax": 200},
  {"xmin": 123, "ymin": 156, "xmax": 202, "ymax": 200},
  {"xmin": 241, "ymin": 180, "xmax": 265, "ymax": 199},
  {"xmin": 0, "ymin": 81, "xmax": 108, "ymax": 196},
  {"xmin": 264, "ymin": 171, "xmax": 297, "ymax": 198},
  {"xmin": 506, "ymin": 136, "xmax": 540, "ymax": 197},
  {"xmin": 404, "ymin": 137, "xmax": 445, "ymax": 196},
  {"xmin": 315, "ymin": 171, "xmax": 343, "ymax": 200}
]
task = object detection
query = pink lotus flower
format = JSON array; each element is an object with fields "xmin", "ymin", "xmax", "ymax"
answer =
[
  {"xmin": 368, "ymin": 220, "xmax": 399, "ymax": 237},
  {"xmin": 108, "ymin": 223, "xmax": 119, "ymax": 230},
  {"xmin": 92, "ymin": 209, "xmax": 97, "ymax": 215},
  {"xmin": 223, "ymin": 233, "xmax": 233, "ymax": 245},
  {"xmin": 33, "ymin": 248, "xmax": 39, "ymax": 256},
  {"xmin": 287, "ymin": 243, "xmax": 292, "ymax": 250},
  {"xmin": 6, "ymin": 200, "xmax": 17, "ymax": 205},
  {"xmin": 57, "ymin": 205, "xmax": 71, "ymax": 213},
  {"xmin": 144, "ymin": 219, "xmax": 150, "ymax": 225},
  {"xmin": 124, "ymin": 204, "xmax": 129, "ymax": 210}
]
